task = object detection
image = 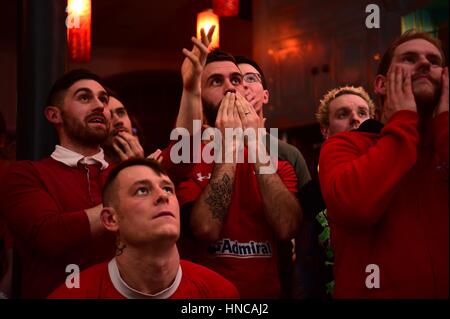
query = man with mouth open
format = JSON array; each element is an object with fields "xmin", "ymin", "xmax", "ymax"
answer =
[
  {"xmin": 0, "ymin": 69, "xmax": 117, "ymax": 298},
  {"xmin": 48, "ymin": 158, "xmax": 239, "ymax": 299}
]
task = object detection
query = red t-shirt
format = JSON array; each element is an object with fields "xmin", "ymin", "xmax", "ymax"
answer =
[
  {"xmin": 48, "ymin": 259, "xmax": 239, "ymax": 299},
  {"xmin": 176, "ymin": 147, "xmax": 298, "ymax": 298}
]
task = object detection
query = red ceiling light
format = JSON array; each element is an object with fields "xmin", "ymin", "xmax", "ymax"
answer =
[
  {"xmin": 197, "ymin": 9, "xmax": 220, "ymax": 48},
  {"xmin": 213, "ymin": 0, "xmax": 239, "ymax": 17},
  {"xmin": 66, "ymin": 0, "xmax": 91, "ymax": 62}
]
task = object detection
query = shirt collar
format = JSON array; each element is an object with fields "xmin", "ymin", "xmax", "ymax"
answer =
[
  {"xmin": 50, "ymin": 145, "xmax": 109, "ymax": 169},
  {"xmin": 108, "ymin": 258, "xmax": 182, "ymax": 299}
]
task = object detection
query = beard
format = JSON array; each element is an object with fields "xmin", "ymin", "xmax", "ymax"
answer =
[
  {"xmin": 202, "ymin": 98, "xmax": 220, "ymax": 127},
  {"xmin": 61, "ymin": 111, "xmax": 109, "ymax": 147},
  {"xmin": 412, "ymin": 75, "xmax": 441, "ymax": 118}
]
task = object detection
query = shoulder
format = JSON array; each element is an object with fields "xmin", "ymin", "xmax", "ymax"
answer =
[
  {"xmin": 179, "ymin": 260, "xmax": 239, "ymax": 298},
  {"xmin": 47, "ymin": 262, "xmax": 109, "ymax": 299}
]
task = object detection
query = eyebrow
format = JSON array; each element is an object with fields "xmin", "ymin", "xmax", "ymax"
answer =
[
  {"xmin": 207, "ymin": 72, "xmax": 242, "ymax": 82},
  {"xmin": 112, "ymin": 106, "xmax": 127, "ymax": 113},
  {"xmin": 131, "ymin": 177, "xmax": 175, "ymax": 188},
  {"xmin": 73, "ymin": 88, "xmax": 108, "ymax": 97}
]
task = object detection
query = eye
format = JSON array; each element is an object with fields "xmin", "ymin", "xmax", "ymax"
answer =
[
  {"xmin": 117, "ymin": 109, "xmax": 127, "ymax": 117},
  {"xmin": 163, "ymin": 186, "xmax": 174, "ymax": 194},
  {"xmin": 231, "ymin": 75, "xmax": 242, "ymax": 85},
  {"xmin": 244, "ymin": 74, "xmax": 257, "ymax": 83},
  {"xmin": 358, "ymin": 110, "xmax": 368, "ymax": 117},
  {"xmin": 402, "ymin": 55, "xmax": 415, "ymax": 63},
  {"xmin": 99, "ymin": 95, "xmax": 109, "ymax": 104},
  {"xmin": 428, "ymin": 56, "xmax": 442, "ymax": 66},
  {"xmin": 135, "ymin": 187, "xmax": 149, "ymax": 196},
  {"xmin": 210, "ymin": 78, "xmax": 223, "ymax": 86},
  {"xmin": 337, "ymin": 111, "xmax": 348, "ymax": 119},
  {"xmin": 79, "ymin": 94, "xmax": 90, "ymax": 102}
]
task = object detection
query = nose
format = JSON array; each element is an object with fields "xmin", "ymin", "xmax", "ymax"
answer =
[
  {"xmin": 111, "ymin": 113, "xmax": 123, "ymax": 127},
  {"xmin": 350, "ymin": 111, "xmax": 361, "ymax": 128},
  {"xmin": 416, "ymin": 55, "xmax": 431, "ymax": 73},
  {"xmin": 154, "ymin": 187, "xmax": 170, "ymax": 206}
]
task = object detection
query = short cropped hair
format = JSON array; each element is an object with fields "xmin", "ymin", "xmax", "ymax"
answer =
[
  {"xmin": 234, "ymin": 55, "xmax": 268, "ymax": 89},
  {"xmin": 102, "ymin": 158, "xmax": 169, "ymax": 207},
  {"xmin": 377, "ymin": 30, "xmax": 446, "ymax": 77},
  {"xmin": 46, "ymin": 69, "xmax": 104, "ymax": 108},
  {"xmin": 316, "ymin": 86, "xmax": 376, "ymax": 127},
  {"xmin": 206, "ymin": 48, "xmax": 238, "ymax": 66}
]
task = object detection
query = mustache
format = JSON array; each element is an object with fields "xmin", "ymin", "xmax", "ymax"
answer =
[
  {"xmin": 412, "ymin": 73, "xmax": 440, "ymax": 85},
  {"xmin": 85, "ymin": 112, "xmax": 107, "ymax": 124}
]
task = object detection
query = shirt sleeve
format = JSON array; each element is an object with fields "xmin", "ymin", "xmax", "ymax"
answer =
[
  {"xmin": 0, "ymin": 161, "xmax": 91, "ymax": 259},
  {"xmin": 319, "ymin": 110, "xmax": 419, "ymax": 227},
  {"xmin": 276, "ymin": 160, "xmax": 299, "ymax": 195}
]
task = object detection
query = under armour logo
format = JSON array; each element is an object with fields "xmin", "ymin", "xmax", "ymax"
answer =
[{"xmin": 197, "ymin": 172, "xmax": 211, "ymax": 182}]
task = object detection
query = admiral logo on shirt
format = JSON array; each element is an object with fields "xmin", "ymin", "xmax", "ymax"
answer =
[{"xmin": 208, "ymin": 238, "xmax": 272, "ymax": 258}]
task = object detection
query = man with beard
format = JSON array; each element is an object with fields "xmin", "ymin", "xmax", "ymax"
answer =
[
  {"xmin": 0, "ymin": 69, "xmax": 116, "ymax": 298},
  {"xmin": 319, "ymin": 31, "xmax": 448, "ymax": 298},
  {"xmin": 102, "ymin": 90, "xmax": 145, "ymax": 164},
  {"xmin": 175, "ymin": 49, "xmax": 301, "ymax": 298}
]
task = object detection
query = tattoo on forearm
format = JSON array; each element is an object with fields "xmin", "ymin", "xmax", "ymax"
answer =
[{"xmin": 205, "ymin": 173, "xmax": 233, "ymax": 220}]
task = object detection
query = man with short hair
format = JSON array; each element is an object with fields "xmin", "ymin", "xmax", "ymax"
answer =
[
  {"xmin": 102, "ymin": 90, "xmax": 145, "ymax": 163},
  {"xmin": 319, "ymin": 30, "xmax": 448, "ymax": 298},
  {"xmin": 49, "ymin": 158, "xmax": 239, "ymax": 299},
  {"xmin": 176, "ymin": 48, "xmax": 301, "ymax": 298},
  {"xmin": 316, "ymin": 86, "xmax": 376, "ymax": 139},
  {"xmin": 234, "ymin": 55, "xmax": 311, "ymax": 297},
  {"xmin": 0, "ymin": 69, "xmax": 116, "ymax": 298}
]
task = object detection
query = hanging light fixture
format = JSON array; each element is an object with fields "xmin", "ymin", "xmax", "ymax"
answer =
[
  {"xmin": 66, "ymin": 0, "xmax": 91, "ymax": 62},
  {"xmin": 197, "ymin": 9, "xmax": 220, "ymax": 48},
  {"xmin": 213, "ymin": 0, "xmax": 239, "ymax": 17}
]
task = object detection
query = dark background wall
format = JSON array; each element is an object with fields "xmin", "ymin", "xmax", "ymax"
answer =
[{"xmin": 0, "ymin": 0, "xmax": 447, "ymax": 167}]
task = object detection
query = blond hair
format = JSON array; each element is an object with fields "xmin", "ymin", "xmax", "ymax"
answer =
[{"xmin": 316, "ymin": 86, "xmax": 376, "ymax": 127}]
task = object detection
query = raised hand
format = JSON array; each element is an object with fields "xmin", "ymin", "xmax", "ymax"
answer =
[
  {"xmin": 384, "ymin": 64, "xmax": 417, "ymax": 122},
  {"xmin": 435, "ymin": 67, "xmax": 449, "ymax": 117},
  {"xmin": 215, "ymin": 92, "xmax": 243, "ymax": 162},
  {"xmin": 112, "ymin": 131, "xmax": 145, "ymax": 161},
  {"xmin": 181, "ymin": 26, "xmax": 215, "ymax": 93},
  {"xmin": 147, "ymin": 149, "xmax": 163, "ymax": 163}
]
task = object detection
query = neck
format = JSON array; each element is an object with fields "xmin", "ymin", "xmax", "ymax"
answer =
[
  {"xmin": 115, "ymin": 243, "xmax": 180, "ymax": 295},
  {"xmin": 59, "ymin": 135, "xmax": 101, "ymax": 157},
  {"xmin": 102, "ymin": 143, "xmax": 120, "ymax": 164}
]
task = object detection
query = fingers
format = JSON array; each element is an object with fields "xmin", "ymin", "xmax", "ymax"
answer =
[
  {"xmin": 394, "ymin": 64, "xmax": 402, "ymax": 95},
  {"xmin": 226, "ymin": 92, "xmax": 236, "ymax": 118},
  {"xmin": 436, "ymin": 67, "xmax": 449, "ymax": 116},
  {"xmin": 235, "ymin": 93, "xmax": 248, "ymax": 121},
  {"xmin": 112, "ymin": 141, "xmax": 127, "ymax": 161},
  {"xmin": 441, "ymin": 67, "xmax": 449, "ymax": 103},
  {"xmin": 402, "ymin": 68, "xmax": 413, "ymax": 97},
  {"xmin": 216, "ymin": 92, "xmax": 230, "ymax": 126},
  {"xmin": 147, "ymin": 149, "xmax": 163, "ymax": 163},
  {"xmin": 114, "ymin": 132, "xmax": 144, "ymax": 159},
  {"xmin": 182, "ymin": 47, "xmax": 200, "ymax": 67},
  {"xmin": 206, "ymin": 25, "xmax": 215, "ymax": 44}
]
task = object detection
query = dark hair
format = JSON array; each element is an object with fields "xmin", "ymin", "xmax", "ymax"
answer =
[
  {"xmin": 104, "ymin": 86, "xmax": 121, "ymax": 101},
  {"xmin": 234, "ymin": 55, "xmax": 268, "ymax": 89},
  {"xmin": 46, "ymin": 69, "xmax": 104, "ymax": 107},
  {"xmin": 377, "ymin": 30, "xmax": 446, "ymax": 77},
  {"xmin": 102, "ymin": 158, "xmax": 168, "ymax": 206},
  {"xmin": 206, "ymin": 48, "xmax": 238, "ymax": 66}
]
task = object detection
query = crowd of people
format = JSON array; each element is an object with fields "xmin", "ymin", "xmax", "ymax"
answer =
[{"xmin": 0, "ymin": 27, "xmax": 447, "ymax": 299}]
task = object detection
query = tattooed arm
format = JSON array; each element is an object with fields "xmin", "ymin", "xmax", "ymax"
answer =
[{"xmin": 190, "ymin": 163, "xmax": 236, "ymax": 242}]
